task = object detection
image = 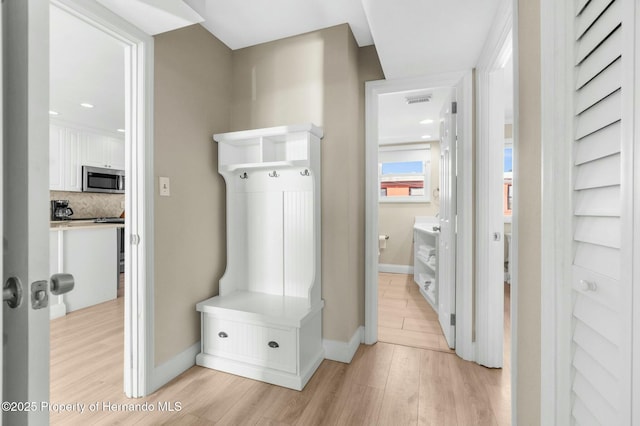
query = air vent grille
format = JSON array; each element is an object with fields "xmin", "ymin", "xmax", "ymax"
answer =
[{"xmin": 405, "ymin": 94, "xmax": 432, "ymax": 104}]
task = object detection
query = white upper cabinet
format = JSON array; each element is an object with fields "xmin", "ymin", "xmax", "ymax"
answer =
[
  {"xmin": 82, "ymin": 131, "xmax": 124, "ymax": 170},
  {"xmin": 49, "ymin": 123, "xmax": 82, "ymax": 192},
  {"xmin": 49, "ymin": 123, "xmax": 125, "ymax": 192}
]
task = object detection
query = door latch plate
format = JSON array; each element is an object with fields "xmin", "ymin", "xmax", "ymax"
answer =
[{"xmin": 31, "ymin": 280, "xmax": 48, "ymax": 310}]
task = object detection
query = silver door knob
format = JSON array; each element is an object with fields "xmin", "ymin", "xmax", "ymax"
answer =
[
  {"xmin": 50, "ymin": 273, "xmax": 75, "ymax": 295},
  {"xmin": 3, "ymin": 277, "xmax": 23, "ymax": 308}
]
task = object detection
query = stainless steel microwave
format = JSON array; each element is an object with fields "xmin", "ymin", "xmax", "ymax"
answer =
[{"xmin": 82, "ymin": 166, "xmax": 125, "ymax": 194}]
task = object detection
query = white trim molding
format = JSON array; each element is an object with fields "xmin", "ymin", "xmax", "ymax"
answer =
[
  {"xmin": 474, "ymin": 0, "xmax": 512, "ymax": 369},
  {"xmin": 51, "ymin": 0, "xmax": 155, "ymax": 398},
  {"xmin": 539, "ymin": 0, "xmax": 574, "ymax": 423},
  {"xmin": 365, "ymin": 72, "xmax": 474, "ymax": 360},
  {"xmin": 378, "ymin": 264, "xmax": 414, "ymax": 274},
  {"xmin": 323, "ymin": 326, "xmax": 364, "ymax": 364}
]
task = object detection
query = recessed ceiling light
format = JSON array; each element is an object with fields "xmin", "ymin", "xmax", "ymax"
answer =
[
  {"xmin": 421, "ymin": 135, "xmax": 432, "ymax": 139},
  {"xmin": 117, "ymin": 129, "xmax": 125, "ymax": 133},
  {"xmin": 420, "ymin": 119, "xmax": 434, "ymax": 124},
  {"xmin": 49, "ymin": 110, "xmax": 59, "ymax": 116},
  {"xmin": 80, "ymin": 103, "xmax": 94, "ymax": 108}
]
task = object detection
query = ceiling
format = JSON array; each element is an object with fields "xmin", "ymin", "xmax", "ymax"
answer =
[
  {"xmin": 51, "ymin": 0, "xmax": 504, "ymax": 138},
  {"xmin": 378, "ymin": 87, "xmax": 452, "ymax": 145},
  {"xmin": 50, "ymin": 5, "xmax": 125, "ymax": 134}
]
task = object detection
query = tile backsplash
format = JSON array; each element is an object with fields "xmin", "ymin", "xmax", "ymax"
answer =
[{"xmin": 50, "ymin": 191, "xmax": 124, "ymax": 219}]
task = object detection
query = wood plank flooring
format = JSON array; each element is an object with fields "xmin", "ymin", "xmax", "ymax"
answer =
[
  {"xmin": 50, "ymin": 280, "xmax": 511, "ymax": 425},
  {"xmin": 377, "ymin": 272, "xmax": 453, "ymax": 353}
]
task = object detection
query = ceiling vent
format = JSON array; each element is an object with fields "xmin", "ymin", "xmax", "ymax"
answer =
[{"xmin": 405, "ymin": 94, "xmax": 432, "ymax": 104}]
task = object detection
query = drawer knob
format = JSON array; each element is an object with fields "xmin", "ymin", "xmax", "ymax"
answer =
[
  {"xmin": 268, "ymin": 341, "xmax": 279, "ymax": 348},
  {"xmin": 218, "ymin": 331, "xmax": 228, "ymax": 338}
]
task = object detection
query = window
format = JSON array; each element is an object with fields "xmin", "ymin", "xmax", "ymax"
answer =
[
  {"xmin": 504, "ymin": 143, "xmax": 513, "ymax": 218},
  {"xmin": 379, "ymin": 144, "xmax": 430, "ymax": 203}
]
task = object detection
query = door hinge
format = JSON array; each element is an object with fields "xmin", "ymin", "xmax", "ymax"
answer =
[
  {"xmin": 450, "ymin": 313, "xmax": 456, "ymax": 326},
  {"xmin": 451, "ymin": 101, "xmax": 457, "ymax": 114},
  {"xmin": 130, "ymin": 234, "xmax": 141, "ymax": 245}
]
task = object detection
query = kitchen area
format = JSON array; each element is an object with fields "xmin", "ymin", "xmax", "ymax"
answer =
[
  {"xmin": 49, "ymin": 3, "xmax": 128, "ymax": 319},
  {"xmin": 49, "ymin": 139, "xmax": 126, "ymax": 319}
]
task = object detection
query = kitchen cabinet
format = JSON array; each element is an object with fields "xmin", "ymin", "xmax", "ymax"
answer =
[
  {"xmin": 82, "ymin": 132, "xmax": 125, "ymax": 170},
  {"xmin": 49, "ymin": 124, "xmax": 82, "ymax": 192},
  {"xmin": 49, "ymin": 225, "xmax": 119, "ymax": 318},
  {"xmin": 197, "ymin": 123, "xmax": 324, "ymax": 391}
]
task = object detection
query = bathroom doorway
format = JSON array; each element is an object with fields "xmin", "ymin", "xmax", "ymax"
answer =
[
  {"xmin": 375, "ymin": 87, "xmax": 452, "ymax": 352},
  {"xmin": 365, "ymin": 71, "xmax": 475, "ymax": 360}
]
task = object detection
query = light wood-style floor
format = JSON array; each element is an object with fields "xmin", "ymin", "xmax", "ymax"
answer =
[
  {"xmin": 377, "ymin": 272, "xmax": 454, "ymax": 353},
  {"xmin": 50, "ymin": 282, "xmax": 511, "ymax": 425}
]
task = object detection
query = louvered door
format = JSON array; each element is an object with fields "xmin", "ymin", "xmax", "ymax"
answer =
[{"xmin": 570, "ymin": 0, "xmax": 632, "ymax": 424}]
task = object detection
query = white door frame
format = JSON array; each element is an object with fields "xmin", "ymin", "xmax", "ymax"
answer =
[
  {"xmin": 474, "ymin": 0, "xmax": 512, "ymax": 368},
  {"xmin": 51, "ymin": 0, "xmax": 155, "ymax": 398},
  {"xmin": 1, "ymin": 2, "xmax": 4, "ymax": 420},
  {"xmin": 364, "ymin": 71, "xmax": 475, "ymax": 360},
  {"xmin": 539, "ymin": 0, "xmax": 573, "ymax": 422}
]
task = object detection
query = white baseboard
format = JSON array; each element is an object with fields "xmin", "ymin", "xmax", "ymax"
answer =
[
  {"xmin": 323, "ymin": 326, "xmax": 364, "ymax": 364},
  {"xmin": 378, "ymin": 264, "xmax": 414, "ymax": 274},
  {"xmin": 151, "ymin": 341, "xmax": 200, "ymax": 393},
  {"xmin": 50, "ymin": 302, "xmax": 66, "ymax": 320}
]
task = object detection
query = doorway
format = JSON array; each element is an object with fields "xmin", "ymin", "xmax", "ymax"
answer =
[
  {"xmin": 376, "ymin": 87, "xmax": 453, "ymax": 352},
  {"xmin": 47, "ymin": 0, "xmax": 154, "ymax": 398},
  {"xmin": 48, "ymin": 1, "xmax": 128, "ymax": 409},
  {"xmin": 365, "ymin": 72, "xmax": 475, "ymax": 361}
]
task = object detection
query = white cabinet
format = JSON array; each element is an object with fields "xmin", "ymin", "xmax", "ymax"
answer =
[
  {"xmin": 49, "ymin": 226, "xmax": 118, "ymax": 317},
  {"xmin": 82, "ymin": 132, "xmax": 125, "ymax": 170},
  {"xmin": 49, "ymin": 124, "xmax": 82, "ymax": 192},
  {"xmin": 49, "ymin": 123, "xmax": 124, "ymax": 192},
  {"xmin": 414, "ymin": 222, "xmax": 439, "ymax": 310},
  {"xmin": 197, "ymin": 123, "xmax": 324, "ymax": 391}
]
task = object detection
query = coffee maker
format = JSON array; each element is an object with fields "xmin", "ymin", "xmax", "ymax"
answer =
[{"xmin": 51, "ymin": 200, "xmax": 74, "ymax": 221}]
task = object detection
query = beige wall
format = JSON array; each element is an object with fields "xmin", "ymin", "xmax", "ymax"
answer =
[
  {"xmin": 517, "ymin": 0, "xmax": 541, "ymax": 423},
  {"xmin": 231, "ymin": 24, "xmax": 369, "ymax": 342},
  {"xmin": 153, "ymin": 24, "xmax": 384, "ymax": 363},
  {"xmin": 153, "ymin": 25, "xmax": 232, "ymax": 365},
  {"xmin": 378, "ymin": 142, "xmax": 440, "ymax": 266}
]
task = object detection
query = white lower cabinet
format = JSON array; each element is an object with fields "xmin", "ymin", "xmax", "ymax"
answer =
[
  {"xmin": 196, "ymin": 292, "xmax": 324, "ymax": 391},
  {"xmin": 202, "ymin": 316, "xmax": 297, "ymax": 374},
  {"xmin": 49, "ymin": 226, "xmax": 119, "ymax": 318}
]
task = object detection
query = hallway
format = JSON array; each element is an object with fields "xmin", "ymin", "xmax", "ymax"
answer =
[
  {"xmin": 377, "ymin": 272, "xmax": 454, "ymax": 352},
  {"xmin": 50, "ymin": 286, "xmax": 511, "ymax": 425}
]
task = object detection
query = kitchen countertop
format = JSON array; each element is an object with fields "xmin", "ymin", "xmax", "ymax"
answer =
[{"xmin": 50, "ymin": 220, "xmax": 124, "ymax": 230}]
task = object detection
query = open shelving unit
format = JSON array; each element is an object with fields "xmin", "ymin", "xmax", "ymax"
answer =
[
  {"xmin": 196, "ymin": 123, "xmax": 323, "ymax": 391},
  {"xmin": 414, "ymin": 221, "xmax": 439, "ymax": 310}
]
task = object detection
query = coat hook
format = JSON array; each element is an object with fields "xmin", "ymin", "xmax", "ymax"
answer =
[
  {"xmin": 239, "ymin": 172, "xmax": 248, "ymax": 179},
  {"xmin": 269, "ymin": 171, "xmax": 280, "ymax": 178},
  {"xmin": 300, "ymin": 169, "xmax": 310, "ymax": 176}
]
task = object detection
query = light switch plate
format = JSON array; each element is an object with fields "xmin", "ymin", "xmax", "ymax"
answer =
[{"xmin": 159, "ymin": 177, "xmax": 171, "ymax": 196}]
